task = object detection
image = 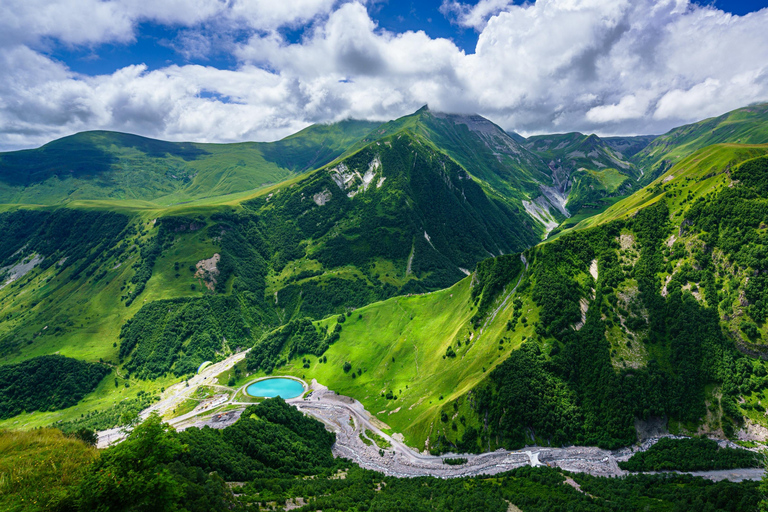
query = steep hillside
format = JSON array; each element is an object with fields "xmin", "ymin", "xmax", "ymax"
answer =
[
  {"xmin": 602, "ymin": 135, "xmax": 657, "ymax": 158},
  {"xmin": 525, "ymin": 133, "xmax": 640, "ymax": 180},
  {"xmin": 465, "ymin": 147, "xmax": 768, "ymax": 451},
  {"xmin": 0, "ymin": 124, "xmax": 542, "ymax": 429},
  {"xmin": 0, "ymin": 121, "xmax": 378, "ymax": 206},
  {"xmin": 257, "ymin": 119, "xmax": 382, "ymax": 172},
  {"xmin": 633, "ymin": 103, "xmax": 768, "ymax": 183},
  {"xmin": 214, "ymin": 127, "xmax": 539, "ymax": 329},
  {"xmin": 243, "ymin": 254, "xmax": 530, "ymax": 449},
  {"xmin": 350, "ymin": 107, "xmax": 573, "ymax": 237},
  {"xmin": 2, "ymin": 104, "xmax": 768, "ymax": 458},
  {"xmin": 573, "ymin": 143, "xmax": 768, "ymax": 230},
  {"xmin": 244, "ymin": 144, "xmax": 768, "ymax": 453}
]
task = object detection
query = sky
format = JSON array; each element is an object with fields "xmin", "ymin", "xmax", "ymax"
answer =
[{"xmin": 1, "ymin": 0, "xmax": 768, "ymax": 150}]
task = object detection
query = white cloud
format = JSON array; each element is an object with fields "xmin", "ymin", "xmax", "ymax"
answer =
[
  {"xmin": 440, "ymin": 0, "xmax": 515, "ymax": 31},
  {"xmin": 230, "ymin": 0, "xmax": 338, "ymax": 31},
  {"xmin": 2, "ymin": 0, "xmax": 768, "ymax": 150},
  {"xmin": 586, "ymin": 93, "xmax": 652, "ymax": 123},
  {"xmin": 0, "ymin": 0, "xmax": 336, "ymax": 48}
]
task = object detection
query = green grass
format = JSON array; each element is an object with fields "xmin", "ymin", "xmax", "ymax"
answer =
[
  {"xmin": 259, "ymin": 270, "xmax": 536, "ymax": 449},
  {"xmin": 565, "ymin": 167, "xmax": 631, "ymax": 214},
  {"xmin": 571, "ymin": 144, "xmax": 768, "ymax": 231},
  {"xmin": 364, "ymin": 429, "xmax": 391, "ymax": 449},
  {"xmin": 359, "ymin": 432, "xmax": 373, "ymax": 446},
  {"xmin": 0, "ymin": 428, "xmax": 97, "ymax": 512},
  {"xmin": 526, "ymin": 132, "xmax": 640, "ymax": 179},
  {"xmin": 0, "ymin": 123, "xmax": 380, "ymax": 207},
  {"xmin": 0, "ymin": 368, "xmax": 173, "ymax": 431},
  {"xmin": 165, "ymin": 399, "xmax": 200, "ymax": 421},
  {"xmin": 0, "ymin": 214, "xmax": 219, "ymax": 367},
  {"xmin": 634, "ymin": 102, "xmax": 768, "ymax": 182}
]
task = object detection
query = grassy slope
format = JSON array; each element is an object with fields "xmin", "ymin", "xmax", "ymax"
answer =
[
  {"xmin": 633, "ymin": 102, "xmax": 768, "ymax": 184},
  {"xmin": 0, "ymin": 428, "xmax": 97, "ymax": 512},
  {"xmin": 3, "ymin": 106, "xmax": 768, "ymax": 448},
  {"xmin": 260, "ymin": 120, "xmax": 381, "ymax": 172},
  {"xmin": 525, "ymin": 133, "xmax": 639, "ymax": 178},
  {"xmin": 565, "ymin": 168, "xmax": 630, "ymax": 212},
  {"xmin": 562, "ymin": 142, "xmax": 768, "ymax": 437},
  {"xmin": 263, "ymin": 265, "xmax": 536, "ymax": 449},
  {"xmin": 0, "ymin": 124, "xmax": 540, "ymax": 432},
  {"xmin": 574, "ymin": 144, "xmax": 768, "ymax": 230},
  {"xmin": 0, "ymin": 205, "xmax": 227, "ymax": 430},
  {"xmin": 258, "ymin": 142, "xmax": 768, "ymax": 449},
  {"xmin": 0, "ymin": 122, "xmax": 379, "ymax": 207},
  {"xmin": 524, "ymin": 132, "xmax": 646, "ymax": 218},
  {"xmin": 347, "ymin": 107, "xmax": 556, "ymax": 237}
]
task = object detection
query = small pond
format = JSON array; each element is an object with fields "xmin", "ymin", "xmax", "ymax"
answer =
[{"xmin": 245, "ymin": 378, "xmax": 305, "ymax": 398}]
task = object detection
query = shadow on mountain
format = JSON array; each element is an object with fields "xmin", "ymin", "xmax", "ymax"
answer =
[
  {"xmin": 0, "ymin": 137, "xmax": 117, "ymax": 186},
  {"xmin": 0, "ymin": 131, "xmax": 209, "ymax": 187},
  {"xmin": 108, "ymin": 132, "xmax": 209, "ymax": 161}
]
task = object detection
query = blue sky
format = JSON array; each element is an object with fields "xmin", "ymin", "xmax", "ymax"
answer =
[{"xmin": 1, "ymin": 0, "xmax": 768, "ymax": 149}]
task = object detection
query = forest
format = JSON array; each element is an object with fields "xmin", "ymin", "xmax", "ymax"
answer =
[
  {"xmin": 245, "ymin": 317, "xmax": 341, "ymax": 374},
  {"xmin": 619, "ymin": 438, "xmax": 760, "ymax": 472},
  {"xmin": 441, "ymin": 171, "xmax": 768, "ymax": 451},
  {"xmin": 0, "ymin": 355, "xmax": 110, "ymax": 419},
  {"xmin": 118, "ymin": 295, "xmax": 262, "ymax": 379}
]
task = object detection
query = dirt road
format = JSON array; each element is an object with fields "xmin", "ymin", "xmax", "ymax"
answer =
[{"xmin": 97, "ymin": 350, "xmax": 249, "ymax": 448}]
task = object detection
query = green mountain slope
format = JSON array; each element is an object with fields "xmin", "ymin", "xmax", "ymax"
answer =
[
  {"xmin": 525, "ymin": 133, "xmax": 640, "ymax": 180},
  {"xmin": 0, "ymin": 121, "xmax": 379, "ymax": 206},
  {"xmin": 0, "ymin": 122, "xmax": 543, "ymax": 426},
  {"xmin": 2, "ymin": 104, "xmax": 768, "ymax": 458},
  {"xmin": 256, "ymin": 255, "xmax": 531, "ymax": 449},
  {"xmin": 602, "ymin": 135, "xmax": 657, "ymax": 158},
  {"xmin": 347, "ymin": 107, "xmax": 575, "ymax": 237},
  {"xmin": 260, "ymin": 143, "xmax": 768, "ymax": 452},
  {"xmin": 633, "ymin": 102, "xmax": 768, "ymax": 183}
]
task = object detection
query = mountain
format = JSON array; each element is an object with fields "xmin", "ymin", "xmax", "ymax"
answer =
[
  {"xmin": 0, "ymin": 115, "xmax": 543, "ymax": 386},
  {"xmin": 2, "ymin": 103, "xmax": 768, "ymax": 464},
  {"xmin": 524, "ymin": 133, "xmax": 641, "ymax": 180},
  {"xmin": 633, "ymin": 102, "xmax": 768, "ymax": 183},
  {"xmin": 264, "ymin": 141, "xmax": 768, "ymax": 453},
  {"xmin": 0, "ymin": 121, "xmax": 379, "ymax": 206},
  {"xmin": 348, "ymin": 107, "xmax": 576, "ymax": 236}
]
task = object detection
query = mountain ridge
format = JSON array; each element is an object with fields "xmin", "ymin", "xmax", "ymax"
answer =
[{"xmin": 2, "ymin": 103, "xmax": 768, "ymax": 461}]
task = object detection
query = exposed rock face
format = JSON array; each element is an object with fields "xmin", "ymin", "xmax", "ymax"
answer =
[
  {"xmin": 329, "ymin": 156, "xmax": 385, "ymax": 199},
  {"xmin": 195, "ymin": 253, "xmax": 220, "ymax": 291},
  {"xmin": 313, "ymin": 188, "xmax": 332, "ymax": 206},
  {"xmin": 0, "ymin": 253, "xmax": 43, "ymax": 290}
]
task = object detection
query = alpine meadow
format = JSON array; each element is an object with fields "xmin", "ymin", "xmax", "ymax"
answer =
[{"xmin": 3, "ymin": 1, "xmax": 768, "ymax": 511}]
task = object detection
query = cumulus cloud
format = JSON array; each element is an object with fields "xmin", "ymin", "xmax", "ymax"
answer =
[
  {"xmin": 1, "ymin": 0, "xmax": 768, "ymax": 150},
  {"xmin": 440, "ymin": 0, "xmax": 516, "ymax": 31}
]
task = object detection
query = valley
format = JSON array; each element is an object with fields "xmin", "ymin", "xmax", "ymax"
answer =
[{"xmin": 2, "ymin": 103, "xmax": 768, "ymax": 511}]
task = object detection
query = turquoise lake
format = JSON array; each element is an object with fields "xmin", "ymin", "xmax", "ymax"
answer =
[{"xmin": 245, "ymin": 378, "xmax": 304, "ymax": 398}]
